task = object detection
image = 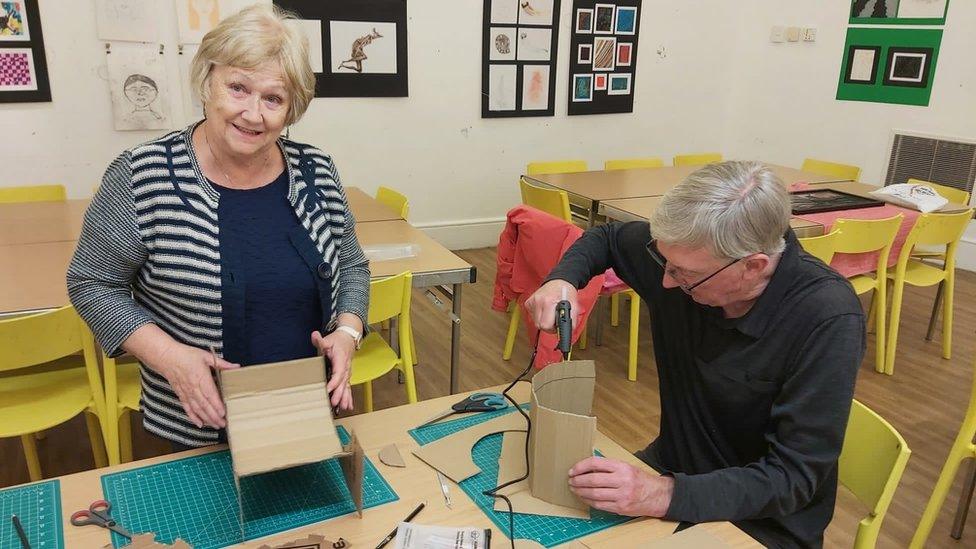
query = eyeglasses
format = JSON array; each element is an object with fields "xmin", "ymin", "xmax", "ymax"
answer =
[{"xmin": 645, "ymin": 239, "xmax": 742, "ymax": 293}]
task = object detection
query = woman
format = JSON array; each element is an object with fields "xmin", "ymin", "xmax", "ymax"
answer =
[{"xmin": 67, "ymin": 5, "xmax": 369, "ymax": 449}]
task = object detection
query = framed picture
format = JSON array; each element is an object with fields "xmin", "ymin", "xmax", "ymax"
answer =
[
  {"xmin": 790, "ymin": 190, "xmax": 884, "ymax": 214},
  {"xmin": 592, "ymin": 36, "xmax": 615, "ymax": 70},
  {"xmin": 615, "ymin": 6, "xmax": 636, "ymax": 34},
  {"xmin": 607, "ymin": 72, "xmax": 631, "ymax": 95},
  {"xmin": 883, "ymin": 46, "xmax": 933, "ymax": 88},
  {"xmin": 567, "ymin": 0, "xmax": 640, "ymax": 115},
  {"xmin": 575, "ymin": 8, "xmax": 593, "ymax": 33},
  {"xmin": 0, "ymin": 1, "xmax": 49, "ymax": 102},
  {"xmin": 577, "ymin": 43, "xmax": 592, "ymax": 64},
  {"xmin": 849, "ymin": 0, "xmax": 950, "ymax": 25},
  {"xmin": 482, "ymin": 0, "xmax": 561, "ymax": 117},
  {"xmin": 616, "ymin": 41, "xmax": 632, "ymax": 66},
  {"xmin": 273, "ymin": 0, "xmax": 408, "ymax": 97},
  {"xmin": 594, "ymin": 72, "xmax": 607, "ymax": 90},
  {"xmin": 572, "ymin": 73, "xmax": 592, "ymax": 102},
  {"xmin": 843, "ymin": 45, "xmax": 881, "ymax": 84},
  {"xmin": 593, "ymin": 3, "xmax": 614, "ymax": 34}
]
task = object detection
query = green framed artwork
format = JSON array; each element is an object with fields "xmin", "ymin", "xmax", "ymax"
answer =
[
  {"xmin": 836, "ymin": 27, "xmax": 943, "ymax": 106},
  {"xmin": 849, "ymin": 0, "xmax": 949, "ymax": 25}
]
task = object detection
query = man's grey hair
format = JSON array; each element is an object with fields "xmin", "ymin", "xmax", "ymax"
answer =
[{"xmin": 649, "ymin": 161, "xmax": 791, "ymax": 260}]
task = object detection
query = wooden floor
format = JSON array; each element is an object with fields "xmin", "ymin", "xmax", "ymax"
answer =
[{"xmin": 4, "ymin": 246, "xmax": 976, "ymax": 548}]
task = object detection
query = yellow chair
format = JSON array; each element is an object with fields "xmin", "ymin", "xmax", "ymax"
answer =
[
  {"xmin": 884, "ymin": 209, "xmax": 973, "ymax": 375},
  {"xmin": 798, "ymin": 229, "xmax": 842, "ymax": 264},
  {"xmin": 839, "ymin": 399, "xmax": 911, "ymax": 549},
  {"xmin": 351, "ymin": 271, "xmax": 417, "ymax": 412},
  {"xmin": 0, "ymin": 306, "xmax": 109, "ymax": 480},
  {"xmin": 526, "ymin": 160, "xmax": 587, "ymax": 175},
  {"xmin": 0, "ymin": 184, "xmax": 66, "ymax": 203},
  {"xmin": 911, "ymin": 354, "xmax": 976, "ymax": 548},
  {"xmin": 672, "ymin": 153, "xmax": 722, "ymax": 167},
  {"xmin": 801, "ymin": 158, "xmax": 862, "ymax": 182},
  {"xmin": 830, "ymin": 216, "xmax": 903, "ymax": 374},
  {"xmin": 604, "ymin": 157, "xmax": 664, "ymax": 170},
  {"xmin": 100, "ymin": 354, "xmax": 142, "ymax": 465},
  {"xmin": 519, "ymin": 177, "xmax": 572, "ymax": 222},
  {"xmin": 375, "ymin": 186, "xmax": 409, "ymax": 219},
  {"xmin": 907, "ymin": 178, "xmax": 971, "ymax": 205}
]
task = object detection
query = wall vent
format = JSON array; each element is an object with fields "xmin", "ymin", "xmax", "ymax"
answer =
[{"xmin": 885, "ymin": 131, "xmax": 976, "ymax": 198}]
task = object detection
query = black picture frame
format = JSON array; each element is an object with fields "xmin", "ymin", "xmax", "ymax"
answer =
[
  {"xmin": 790, "ymin": 190, "xmax": 885, "ymax": 215},
  {"xmin": 0, "ymin": 0, "xmax": 51, "ymax": 103},
  {"xmin": 882, "ymin": 46, "xmax": 934, "ymax": 88},
  {"xmin": 274, "ymin": 0, "xmax": 408, "ymax": 98},
  {"xmin": 567, "ymin": 0, "xmax": 641, "ymax": 116},
  {"xmin": 843, "ymin": 45, "xmax": 881, "ymax": 85},
  {"xmin": 481, "ymin": 0, "xmax": 562, "ymax": 118}
]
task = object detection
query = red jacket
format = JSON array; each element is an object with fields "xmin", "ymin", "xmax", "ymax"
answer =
[{"xmin": 493, "ymin": 205, "xmax": 605, "ymax": 368}]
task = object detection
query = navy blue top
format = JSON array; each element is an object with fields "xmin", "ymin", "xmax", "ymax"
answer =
[{"xmin": 214, "ymin": 170, "xmax": 330, "ymax": 366}]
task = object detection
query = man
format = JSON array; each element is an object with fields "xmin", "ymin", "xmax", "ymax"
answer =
[{"xmin": 524, "ymin": 161, "xmax": 865, "ymax": 548}]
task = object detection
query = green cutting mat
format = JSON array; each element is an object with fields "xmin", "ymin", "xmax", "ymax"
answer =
[
  {"xmin": 101, "ymin": 426, "xmax": 397, "ymax": 549},
  {"xmin": 0, "ymin": 479, "xmax": 63, "ymax": 549},
  {"xmin": 409, "ymin": 406, "xmax": 631, "ymax": 548}
]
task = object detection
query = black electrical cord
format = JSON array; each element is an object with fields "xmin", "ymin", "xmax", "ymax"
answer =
[{"xmin": 481, "ymin": 330, "xmax": 545, "ymax": 549}]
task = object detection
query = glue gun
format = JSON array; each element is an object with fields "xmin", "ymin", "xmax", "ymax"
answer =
[{"xmin": 555, "ymin": 294, "xmax": 573, "ymax": 360}]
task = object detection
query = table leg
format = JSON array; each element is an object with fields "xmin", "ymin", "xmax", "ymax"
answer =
[
  {"xmin": 952, "ymin": 458, "xmax": 976, "ymax": 539},
  {"xmin": 450, "ymin": 283, "xmax": 462, "ymax": 394}
]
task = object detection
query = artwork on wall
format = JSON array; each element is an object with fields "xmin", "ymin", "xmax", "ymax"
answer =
[
  {"xmin": 481, "ymin": 0, "xmax": 561, "ymax": 117},
  {"xmin": 175, "ymin": 0, "xmax": 265, "ymax": 44},
  {"xmin": 107, "ymin": 45, "xmax": 171, "ymax": 130},
  {"xmin": 567, "ymin": 0, "xmax": 640, "ymax": 115},
  {"xmin": 0, "ymin": 0, "xmax": 49, "ymax": 102},
  {"xmin": 95, "ymin": 0, "xmax": 158, "ymax": 42},
  {"xmin": 836, "ymin": 27, "xmax": 942, "ymax": 106},
  {"xmin": 178, "ymin": 43, "xmax": 204, "ymax": 123},
  {"xmin": 849, "ymin": 0, "xmax": 950, "ymax": 25},
  {"xmin": 274, "ymin": 0, "xmax": 408, "ymax": 97}
]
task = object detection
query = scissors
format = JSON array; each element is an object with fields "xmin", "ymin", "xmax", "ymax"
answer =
[
  {"xmin": 417, "ymin": 392, "xmax": 509, "ymax": 428},
  {"xmin": 70, "ymin": 500, "xmax": 133, "ymax": 540}
]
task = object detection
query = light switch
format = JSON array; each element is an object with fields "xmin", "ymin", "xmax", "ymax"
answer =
[
  {"xmin": 770, "ymin": 25, "xmax": 786, "ymax": 43},
  {"xmin": 803, "ymin": 27, "xmax": 817, "ymax": 42},
  {"xmin": 786, "ymin": 26, "xmax": 801, "ymax": 42}
]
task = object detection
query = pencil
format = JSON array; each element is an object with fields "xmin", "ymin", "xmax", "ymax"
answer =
[
  {"xmin": 374, "ymin": 501, "xmax": 426, "ymax": 549},
  {"xmin": 12, "ymin": 514, "xmax": 30, "ymax": 549}
]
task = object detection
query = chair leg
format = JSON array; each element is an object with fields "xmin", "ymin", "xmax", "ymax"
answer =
[
  {"xmin": 627, "ymin": 294, "xmax": 639, "ymax": 382},
  {"xmin": 85, "ymin": 411, "xmax": 108, "ymax": 469},
  {"xmin": 951, "ymin": 458, "xmax": 976, "ymax": 539},
  {"xmin": 885, "ymin": 278, "xmax": 906, "ymax": 376},
  {"xmin": 927, "ymin": 281, "xmax": 944, "ymax": 342},
  {"xmin": 910, "ymin": 440, "xmax": 976, "ymax": 548},
  {"xmin": 874, "ymin": 284, "xmax": 886, "ymax": 375},
  {"xmin": 594, "ymin": 297, "xmax": 607, "ymax": 346},
  {"xmin": 20, "ymin": 434, "xmax": 42, "ymax": 482},
  {"xmin": 866, "ymin": 290, "xmax": 877, "ymax": 335},
  {"xmin": 409, "ymin": 325, "xmax": 419, "ymax": 365},
  {"xmin": 364, "ymin": 381, "xmax": 374, "ymax": 413},
  {"xmin": 943, "ymin": 274, "xmax": 954, "ymax": 360},
  {"xmin": 579, "ymin": 321, "xmax": 588, "ymax": 350},
  {"xmin": 34, "ymin": 430, "xmax": 47, "ymax": 440},
  {"xmin": 120, "ymin": 410, "xmax": 134, "ymax": 463},
  {"xmin": 610, "ymin": 293, "xmax": 620, "ymax": 327},
  {"xmin": 502, "ymin": 305, "xmax": 521, "ymax": 360}
]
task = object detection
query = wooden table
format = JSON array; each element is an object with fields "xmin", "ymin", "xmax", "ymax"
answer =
[
  {"xmin": 599, "ymin": 197, "xmax": 826, "ymax": 238},
  {"xmin": 0, "ymin": 240, "xmax": 76, "ymax": 315},
  {"xmin": 525, "ymin": 164, "xmax": 849, "ymax": 226},
  {"xmin": 345, "ymin": 187, "xmax": 403, "ymax": 222},
  {"xmin": 820, "ymin": 181, "xmax": 973, "ymax": 214},
  {"xmin": 356, "ymin": 220, "xmax": 476, "ymax": 394},
  {"xmin": 0, "ymin": 199, "xmax": 89, "ymax": 246},
  {"xmin": 39, "ymin": 383, "xmax": 759, "ymax": 548}
]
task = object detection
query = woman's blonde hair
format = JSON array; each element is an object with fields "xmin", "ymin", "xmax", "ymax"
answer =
[
  {"xmin": 190, "ymin": 4, "xmax": 315, "ymax": 126},
  {"xmin": 649, "ymin": 161, "xmax": 792, "ymax": 260}
]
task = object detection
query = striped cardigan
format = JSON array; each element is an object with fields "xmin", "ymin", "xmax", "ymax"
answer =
[{"xmin": 67, "ymin": 123, "xmax": 370, "ymax": 446}]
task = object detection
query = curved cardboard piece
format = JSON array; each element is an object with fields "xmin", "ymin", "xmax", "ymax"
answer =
[{"xmin": 411, "ymin": 412, "xmax": 526, "ymax": 482}]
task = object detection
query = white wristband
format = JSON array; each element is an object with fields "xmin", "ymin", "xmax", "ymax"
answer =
[{"xmin": 335, "ymin": 325, "xmax": 363, "ymax": 349}]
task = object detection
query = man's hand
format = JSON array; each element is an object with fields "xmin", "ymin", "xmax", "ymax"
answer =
[
  {"xmin": 523, "ymin": 279, "xmax": 581, "ymax": 333},
  {"xmin": 311, "ymin": 329, "xmax": 355, "ymax": 411},
  {"xmin": 568, "ymin": 456, "xmax": 674, "ymax": 517}
]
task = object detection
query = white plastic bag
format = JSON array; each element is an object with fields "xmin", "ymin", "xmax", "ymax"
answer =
[
  {"xmin": 869, "ymin": 183, "xmax": 948, "ymax": 213},
  {"xmin": 363, "ymin": 243, "xmax": 420, "ymax": 262}
]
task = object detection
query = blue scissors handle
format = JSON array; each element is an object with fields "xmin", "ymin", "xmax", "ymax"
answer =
[{"xmin": 452, "ymin": 392, "xmax": 507, "ymax": 412}]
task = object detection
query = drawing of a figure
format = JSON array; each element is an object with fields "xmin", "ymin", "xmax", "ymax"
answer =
[
  {"xmin": 336, "ymin": 28, "xmax": 384, "ymax": 73},
  {"xmin": 122, "ymin": 73, "xmax": 163, "ymax": 127},
  {"xmin": 188, "ymin": 0, "xmax": 219, "ymax": 31},
  {"xmin": 0, "ymin": 2, "xmax": 24, "ymax": 36}
]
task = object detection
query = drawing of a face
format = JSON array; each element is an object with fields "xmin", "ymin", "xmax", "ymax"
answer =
[{"xmin": 123, "ymin": 74, "xmax": 158, "ymax": 109}]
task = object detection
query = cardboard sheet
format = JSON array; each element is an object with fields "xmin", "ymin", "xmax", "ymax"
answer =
[
  {"xmin": 493, "ymin": 431, "xmax": 589, "ymax": 519},
  {"xmin": 340, "ymin": 431, "xmax": 365, "ymax": 517},
  {"xmin": 221, "ymin": 356, "xmax": 344, "ymax": 478},
  {"xmin": 258, "ymin": 534, "xmax": 348, "ymax": 549},
  {"xmin": 638, "ymin": 525, "xmax": 730, "ymax": 548},
  {"xmin": 102, "ymin": 533, "xmax": 191, "ymax": 548},
  {"xmin": 412, "ymin": 412, "xmax": 526, "ymax": 482},
  {"xmin": 379, "ymin": 443, "xmax": 406, "ymax": 467}
]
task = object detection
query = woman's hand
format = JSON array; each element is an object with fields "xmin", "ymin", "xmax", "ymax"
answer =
[
  {"xmin": 311, "ymin": 329, "xmax": 355, "ymax": 411},
  {"xmin": 154, "ymin": 342, "xmax": 240, "ymax": 429}
]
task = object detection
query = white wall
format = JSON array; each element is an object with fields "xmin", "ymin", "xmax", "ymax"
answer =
[
  {"xmin": 720, "ymin": 0, "xmax": 976, "ymax": 267},
  {"xmin": 0, "ymin": 0, "xmax": 738, "ymax": 249},
  {"xmin": 2, "ymin": 1, "xmax": 974, "ymax": 260}
]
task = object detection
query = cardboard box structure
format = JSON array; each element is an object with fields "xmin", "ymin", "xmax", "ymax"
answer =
[
  {"xmin": 219, "ymin": 356, "xmax": 363, "ymax": 515},
  {"xmin": 528, "ymin": 360, "xmax": 596, "ymax": 510}
]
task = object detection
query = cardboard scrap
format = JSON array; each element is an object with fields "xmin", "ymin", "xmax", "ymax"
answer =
[
  {"xmin": 637, "ymin": 525, "xmax": 730, "ymax": 548},
  {"xmin": 340, "ymin": 431, "xmax": 365, "ymax": 517},
  {"xmin": 492, "ymin": 431, "xmax": 589, "ymax": 519},
  {"xmin": 412, "ymin": 412, "xmax": 526, "ymax": 482},
  {"xmin": 220, "ymin": 356, "xmax": 344, "ymax": 478},
  {"xmin": 102, "ymin": 533, "xmax": 191, "ymax": 548},
  {"xmin": 258, "ymin": 533, "xmax": 350, "ymax": 549},
  {"xmin": 378, "ymin": 443, "xmax": 406, "ymax": 468},
  {"xmin": 528, "ymin": 360, "xmax": 596, "ymax": 510}
]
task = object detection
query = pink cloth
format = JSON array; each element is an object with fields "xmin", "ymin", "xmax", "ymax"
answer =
[
  {"xmin": 790, "ymin": 183, "xmax": 919, "ymax": 278},
  {"xmin": 601, "ymin": 268, "xmax": 629, "ymax": 295}
]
